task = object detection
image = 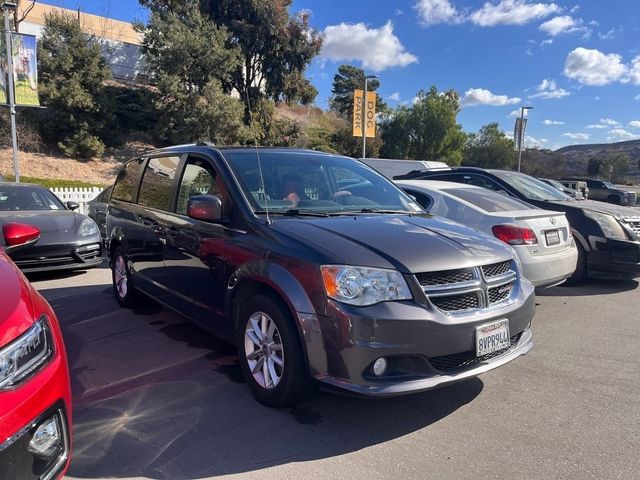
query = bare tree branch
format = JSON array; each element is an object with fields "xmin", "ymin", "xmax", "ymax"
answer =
[{"xmin": 14, "ymin": 0, "xmax": 37, "ymax": 32}]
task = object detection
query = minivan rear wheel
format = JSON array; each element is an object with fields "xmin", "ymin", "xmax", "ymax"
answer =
[
  {"xmin": 112, "ymin": 247, "xmax": 138, "ymax": 307},
  {"xmin": 237, "ymin": 294, "xmax": 313, "ymax": 407}
]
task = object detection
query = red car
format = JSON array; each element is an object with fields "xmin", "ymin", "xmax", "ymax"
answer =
[{"xmin": 0, "ymin": 223, "xmax": 72, "ymax": 479}]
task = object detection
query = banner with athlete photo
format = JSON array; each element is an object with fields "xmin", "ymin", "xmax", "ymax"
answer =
[
  {"xmin": 0, "ymin": 34, "xmax": 7, "ymax": 104},
  {"xmin": 11, "ymin": 33, "xmax": 40, "ymax": 106}
]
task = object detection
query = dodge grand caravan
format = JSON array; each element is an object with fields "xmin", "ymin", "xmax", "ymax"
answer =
[{"xmin": 106, "ymin": 146, "xmax": 536, "ymax": 406}]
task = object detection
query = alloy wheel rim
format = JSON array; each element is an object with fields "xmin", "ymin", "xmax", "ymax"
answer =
[
  {"xmin": 244, "ymin": 311, "xmax": 284, "ymax": 389},
  {"xmin": 114, "ymin": 256, "xmax": 128, "ymax": 299}
]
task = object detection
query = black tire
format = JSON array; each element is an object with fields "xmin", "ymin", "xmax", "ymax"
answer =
[
  {"xmin": 111, "ymin": 247, "xmax": 138, "ymax": 307},
  {"xmin": 237, "ymin": 293, "xmax": 314, "ymax": 407},
  {"xmin": 564, "ymin": 240, "xmax": 587, "ymax": 285}
]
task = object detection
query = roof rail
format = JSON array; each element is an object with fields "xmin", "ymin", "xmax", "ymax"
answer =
[{"xmin": 196, "ymin": 141, "xmax": 216, "ymax": 147}]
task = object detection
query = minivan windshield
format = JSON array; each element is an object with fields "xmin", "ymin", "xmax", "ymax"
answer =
[
  {"xmin": 221, "ymin": 150, "xmax": 423, "ymax": 215},
  {"xmin": 493, "ymin": 171, "xmax": 572, "ymax": 201}
]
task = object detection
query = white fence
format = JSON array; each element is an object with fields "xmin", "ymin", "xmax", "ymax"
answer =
[{"xmin": 51, "ymin": 187, "xmax": 104, "ymax": 215}]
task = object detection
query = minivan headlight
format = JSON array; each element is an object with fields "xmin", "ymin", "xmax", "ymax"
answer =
[
  {"xmin": 321, "ymin": 266, "xmax": 412, "ymax": 306},
  {"xmin": 0, "ymin": 316, "xmax": 54, "ymax": 390},
  {"xmin": 584, "ymin": 211, "xmax": 627, "ymax": 240}
]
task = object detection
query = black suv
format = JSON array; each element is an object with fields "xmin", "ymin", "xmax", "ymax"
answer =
[
  {"xmin": 395, "ymin": 167, "xmax": 640, "ymax": 281},
  {"xmin": 107, "ymin": 146, "xmax": 535, "ymax": 406}
]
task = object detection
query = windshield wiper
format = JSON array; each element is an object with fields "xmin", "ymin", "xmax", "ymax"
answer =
[
  {"xmin": 283, "ymin": 209, "xmax": 330, "ymax": 217},
  {"xmin": 357, "ymin": 208, "xmax": 413, "ymax": 214}
]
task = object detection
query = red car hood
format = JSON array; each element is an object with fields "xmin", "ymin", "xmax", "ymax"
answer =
[{"xmin": 0, "ymin": 248, "xmax": 35, "ymax": 347}]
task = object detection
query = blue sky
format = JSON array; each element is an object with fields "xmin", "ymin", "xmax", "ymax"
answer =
[{"xmin": 43, "ymin": 0, "xmax": 640, "ymax": 150}]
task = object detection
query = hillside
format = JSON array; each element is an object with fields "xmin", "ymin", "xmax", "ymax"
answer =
[{"xmin": 555, "ymin": 139, "xmax": 640, "ymax": 175}]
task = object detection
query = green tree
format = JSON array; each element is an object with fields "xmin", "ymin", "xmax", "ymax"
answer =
[
  {"xmin": 140, "ymin": 4, "xmax": 247, "ymax": 144},
  {"xmin": 463, "ymin": 123, "xmax": 516, "ymax": 169},
  {"xmin": 599, "ymin": 152, "xmax": 630, "ymax": 182},
  {"xmin": 329, "ymin": 64, "xmax": 387, "ymax": 119},
  {"xmin": 37, "ymin": 11, "xmax": 111, "ymax": 158},
  {"xmin": 587, "ymin": 157, "xmax": 603, "ymax": 175},
  {"xmin": 380, "ymin": 87, "xmax": 465, "ymax": 164}
]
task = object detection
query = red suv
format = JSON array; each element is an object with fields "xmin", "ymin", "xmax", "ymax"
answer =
[{"xmin": 0, "ymin": 223, "xmax": 72, "ymax": 479}]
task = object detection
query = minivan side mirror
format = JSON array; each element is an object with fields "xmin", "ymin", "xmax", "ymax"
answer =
[
  {"xmin": 2, "ymin": 223, "xmax": 40, "ymax": 255},
  {"xmin": 67, "ymin": 201, "xmax": 79, "ymax": 211},
  {"xmin": 187, "ymin": 195, "xmax": 223, "ymax": 222}
]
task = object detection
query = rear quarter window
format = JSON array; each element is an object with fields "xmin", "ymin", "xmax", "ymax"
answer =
[
  {"xmin": 112, "ymin": 158, "xmax": 144, "ymax": 203},
  {"xmin": 137, "ymin": 156, "xmax": 180, "ymax": 211}
]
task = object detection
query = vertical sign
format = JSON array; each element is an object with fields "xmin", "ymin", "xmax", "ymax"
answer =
[
  {"xmin": 365, "ymin": 91, "xmax": 376, "ymax": 138},
  {"xmin": 513, "ymin": 118, "xmax": 527, "ymax": 151},
  {"xmin": 11, "ymin": 33, "xmax": 39, "ymax": 106},
  {"xmin": 352, "ymin": 89, "xmax": 364, "ymax": 137}
]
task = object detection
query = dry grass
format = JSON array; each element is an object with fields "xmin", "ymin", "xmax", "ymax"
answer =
[{"xmin": 0, "ymin": 136, "xmax": 158, "ymax": 185}]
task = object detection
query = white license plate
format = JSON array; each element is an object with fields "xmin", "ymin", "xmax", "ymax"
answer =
[
  {"xmin": 476, "ymin": 319, "xmax": 510, "ymax": 357},
  {"xmin": 545, "ymin": 229, "xmax": 561, "ymax": 246}
]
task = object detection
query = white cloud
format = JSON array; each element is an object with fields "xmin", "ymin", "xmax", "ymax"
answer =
[
  {"xmin": 607, "ymin": 129, "xmax": 639, "ymax": 141},
  {"xmin": 509, "ymin": 109, "xmax": 521, "ymax": 117},
  {"xmin": 415, "ymin": 0, "xmax": 462, "ymax": 26},
  {"xmin": 526, "ymin": 135, "xmax": 548, "ymax": 147},
  {"xmin": 599, "ymin": 118, "xmax": 619, "ymax": 126},
  {"xmin": 321, "ymin": 22, "xmax": 418, "ymax": 71},
  {"xmin": 388, "ymin": 92, "xmax": 401, "ymax": 101},
  {"xmin": 562, "ymin": 132, "xmax": 590, "ymax": 140},
  {"xmin": 598, "ymin": 28, "xmax": 616, "ymax": 40},
  {"xmin": 470, "ymin": 0, "xmax": 559, "ymax": 27},
  {"xmin": 635, "ymin": 94, "xmax": 640, "ymax": 101},
  {"xmin": 460, "ymin": 88, "xmax": 521, "ymax": 107},
  {"xmin": 628, "ymin": 121, "xmax": 640, "ymax": 129},
  {"xmin": 529, "ymin": 78, "xmax": 570, "ymax": 99},
  {"xmin": 564, "ymin": 48, "xmax": 628, "ymax": 86},
  {"xmin": 628, "ymin": 56, "xmax": 640, "ymax": 85},
  {"xmin": 412, "ymin": 96, "xmax": 420, "ymax": 105},
  {"xmin": 539, "ymin": 15, "xmax": 588, "ymax": 36},
  {"xmin": 540, "ymin": 39, "xmax": 553, "ymax": 47},
  {"xmin": 586, "ymin": 124, "xmax": 608, "ymax": 129},
  {"xmin": 542, "ymin": 119, "xmax": 564, "ymax": 125}
]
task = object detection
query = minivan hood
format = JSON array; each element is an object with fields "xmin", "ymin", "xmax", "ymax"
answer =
[{"xmin": 273, "ymin": 214, "xmax": 513, "ymax": 273}]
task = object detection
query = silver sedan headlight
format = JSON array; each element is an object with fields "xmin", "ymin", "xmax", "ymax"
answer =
[
  {"xmin": 0, "ymin": 316, "xmax": 54, "ymax": 390},
  {"xmin": 79, "ymin": 218, "xmax": 99, "ymax": 236},
  {"xmin": 584, "ymin": 211, "xmax": 627, "ymax": 240},
  {"xmin": 321, "ymin": 265, "xmax": 412, "ymax": 306}
]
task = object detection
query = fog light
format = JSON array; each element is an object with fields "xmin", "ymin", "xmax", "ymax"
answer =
[
  {"xmin": 373, "ymin": 357, "xmax": 387, "ymax": 377},
  {"xmin": 28, "ymin": 416, "xmax": 62, "ymax": 459}
]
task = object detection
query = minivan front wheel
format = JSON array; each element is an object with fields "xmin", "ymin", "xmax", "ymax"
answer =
[
  {"xmin": 237, "ymin": 294, "xmax": 313, "ymax": 407},
  {"xmin": 112, "ymin": 247, "xmax": 137, "ymax": 307}
]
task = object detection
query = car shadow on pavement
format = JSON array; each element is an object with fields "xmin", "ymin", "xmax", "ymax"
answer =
[
  {"xmin": 537, "ymin": 278, "xmax": 639, "ymax": 297},
  {"xmin": 38, "ymin": 284, "xmax": 485, "ymax": 480}
]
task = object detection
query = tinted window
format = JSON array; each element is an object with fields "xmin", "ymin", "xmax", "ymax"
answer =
[
  {"xmin": 0, "ymin": 185, "xmax": 65, "ymax": 211},
  {"xmin": 443, "ymin": 187, "xmax": 533, "ymax": 212},
  {"xmin": 176, "ymin": 159, "xmax": 218, "ymax": 215},
  {"xmin": 494, "ymin": 171, "xmax": 570, "ymax": 201},
  {"xmin": 138, "ymin": 156, "xmax": 180, "ymax": 210},
  {"xmin": 112, "ymin": 158, "xmax": 144, "ymax": 202},
  {"xmin": 427, "ymin": 173, "xmax": 503, "ymax": 191}
]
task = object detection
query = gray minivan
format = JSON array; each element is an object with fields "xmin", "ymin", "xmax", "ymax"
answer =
[{"xmin": 107, "ymin": 146, "xmax": 536, "ymax": 406}]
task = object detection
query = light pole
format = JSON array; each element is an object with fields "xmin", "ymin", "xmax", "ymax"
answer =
[
  {"xmin": 2, "ymin": 1, "xmax": 19, "ymax": 182},
  {"xmin": 517, "ymin": 105, "xmax": 533, "ymax": 173},
  {"xmin": 362, "ymin": 74, "xmax": 378, "ymax": 159}
]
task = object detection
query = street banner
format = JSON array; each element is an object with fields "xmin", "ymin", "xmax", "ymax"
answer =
[
  {"xmin": 11, "ymin": 33, "xmax": 39, "ymax": 106},
  {"xmin": 365, "ymin": 91, "xmax": 376, "ymax": 138},
  {"xmin": 352, "ymin": 89, "xmax": 364, "ymax": 137},
  {"xmin": 513, "ymin": 118, "xmax": 527, "ymax": 151},
  {"xmin": 0, "ymin": 34, "xmax": 7, "ymax": 104}
]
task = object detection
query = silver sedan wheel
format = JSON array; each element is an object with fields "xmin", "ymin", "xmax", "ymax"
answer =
[
  {"xmin": 114, "ymin": 255, "xmax": 128, "ymax": 299},
  {"xmin": 244, "ymin": 311, "xmax": 284, "ymax": 389}
]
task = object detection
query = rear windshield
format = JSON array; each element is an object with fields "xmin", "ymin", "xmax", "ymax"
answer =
[
  {"xmin": 0, "ymin": 185, "xmax": 65, "ymax": 211},
  {"xmin": 443, "ymin": 187, "xmax": 533, "ymax": 212},
  {"xmin": 221, "ymin": 150, "xmax": 422, "ymax": 214},
  {"xmin": 494, "ymin": 171, "xmax": 571, "ymax": 201}
]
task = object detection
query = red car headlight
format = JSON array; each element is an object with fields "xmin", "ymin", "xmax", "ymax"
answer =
[{"xmin": 0, "ymin": 315, "xmax": 55, "ymax": 390}]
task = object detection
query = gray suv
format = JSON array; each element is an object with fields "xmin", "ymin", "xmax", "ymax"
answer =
[
  {"xmin": 107, "ymin": 146, "xmax": 536, "ymax": 406},
  {"xmin": 562, "ymin": 178, "xmax": 636, "ymax": 205}
]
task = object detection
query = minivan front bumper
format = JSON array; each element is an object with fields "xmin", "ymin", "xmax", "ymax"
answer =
[
  {"xmin": 587, "ymin": 236, "xmax": 640, "ymax": 279},
  {"xmin": 308, "ymin": 280, "xmax": 536, "ymax": 397}
]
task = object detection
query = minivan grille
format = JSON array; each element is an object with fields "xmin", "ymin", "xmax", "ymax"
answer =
[
  {"xmin": 416, "ymin": 268, "xmax": 474, "ymax": 287},
  {"xmin": 430, "ymin": 293, "xmax": 479, "ymax": 312},
  {"xmin": 428, "ymin": 334, "xmax": 521, "ymax": 373},
  {"xmin": 482, "ymin": 260, "xmax": 512, "ymax": 279},
  {"xmin": 417, "ymin": 260, "xmax": 517, "ymax": 315}
]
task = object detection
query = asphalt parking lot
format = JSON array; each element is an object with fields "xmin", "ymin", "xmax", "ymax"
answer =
[{"xmin": 28, "ymin": 264, "xmax": 640, "ymax": 480}]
